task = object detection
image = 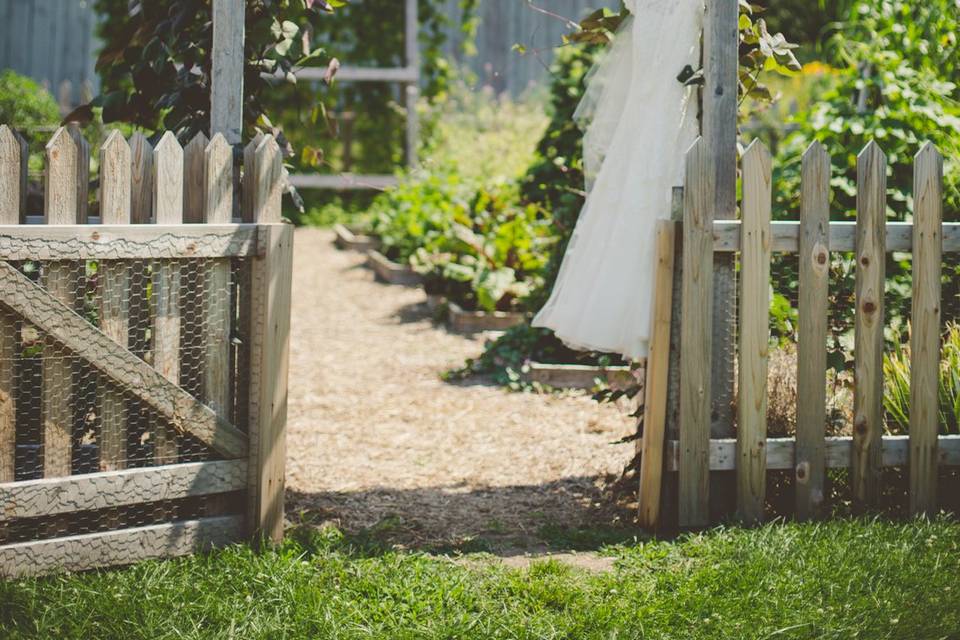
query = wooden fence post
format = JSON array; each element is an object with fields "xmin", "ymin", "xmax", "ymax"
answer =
[
  {"xmin": 679, "ymin": 138, "xmax": 714, "ymax": 527},
  {"xmin": 212, "ymin": 0, "xmax": 245, "ymax": 145},
  {"xmin": 247, "ymin": 136, "xmax": 292, "ymax": 543},
  {"xmin": 737, "ymin": 141, "xmax": 772, "ymax": 525},
  {"xmin": 0, "ymin": 125, "xmax": 21, "ymax": 482},
  {"xmin": 98, "ymin": 131, "xmax": 132, "ymax": 471},
  {"xmin": 153, "ymin": 132, "xmax": 185, "ymax": 465},
  {"xmin": 637, "ymin": 219, "xmax": 677, "ymax": 529},
  {"xmin": 796, "ymin": 141, "xmax": 831, "ymax": 520},
  {"xmin": 909, "ymin": 142, "xmax": 943, "ymax": 516},
  {"xmin": 852, "ymin": 141, "xmax": 886, "ymax": 509},
  {"xmin": 43, "ymin": 127, "xmax": 81, "ymax": 478}
]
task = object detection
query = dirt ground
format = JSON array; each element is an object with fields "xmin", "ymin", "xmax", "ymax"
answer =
[{"xmin": 284, "ymin": 228, "xmax": 638, "ymax": 553}]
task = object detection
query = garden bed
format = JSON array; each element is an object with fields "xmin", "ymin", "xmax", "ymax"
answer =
[
  {"xmin": 522, "ymin": 362, "xmax": 637, "ymax": 391},
  {"xmin": 332, "ymin": 223, "xmax": 380, "ymax": 252},
  {"xmin": 447, "ymin": 302, "xmax": 526, "ymax": 334},
  {"xmin": 366, "ymin": 250, "xmax": 422, "ymax": 286}
]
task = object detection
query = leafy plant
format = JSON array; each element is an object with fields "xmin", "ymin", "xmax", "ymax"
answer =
[
  {"xmin": 884, "ymin": 323, "xmax": 960, "ymax": 435},
  {"xmin": 0, "ymin": 70, "xmax": 61, "ymax": 154}
]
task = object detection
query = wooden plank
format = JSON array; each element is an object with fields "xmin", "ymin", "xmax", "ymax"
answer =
[
  {"xmin": 152, "ymin": 132, "xmax": 185, "ymax": 465},
  {"xmin": 909, "ymin": 143, "xmax": 943, "ymax": 516},
  {"xmin": 0, "ymin": 125, "xmax": 20, "ymax": 482},
  {"xmin": 203, "ymin": 134, "xmax": 234, "ymax": 419},
  {"xmin": 42, "ymin": 127, "xmax": 80, "ymax": 478},
  {"xmin": 704, "ymin": 0, "xmax": 739, "ymax": 440},
  {"xmin": 737, "ymin": 141, "xmax": 772, "ymax": 525},
  {"xmin": 852, "ymin": 141, "xmax": 887, "ymax": 509},
  {"xmin": 98, "ymin": 131, "xmax": 133, "ymax": 472},
  {"xmin": 678, "ymin": 138, "xmax": 714, "ymax": 527},
  {"xmin": 666, "ymin": 435, "xmax": 960, "ymax": 471},
  {"xmin": 404, "ymin": 0, "xmax": 420, "ymax": 167},
  {"xmin": 0, "ymin": 224, "xmax": 260, "ymax": 260},
  {"xmin": 129, "ymin": 133, "xmax": 154, "ymax": 224},
  {"xmin": 288, "ymin": 173, "xmax": 399, "ymax": 191},
  {"xmin": 66, "ymin": 124, "xmax": 90, "ymax": 223},
  {"xmin": 795, "ymin": 141, "xmax": 831, "ymax": 520},
  {"xmin": 0, "ymin": 515, "xmax": 243, "ymax": 578},
  {"xmin": 288, "ymin": 66, "xmax": 418, "ymax": 83},
  {"xmin": 0, "ymin": 460, "xmax": 247, "ymax": 521},
  {"xmin": 246, "ymin": 151, "xmax": 292, "ymax": 544},
  {"xmin": 183, "ymin": 133, "xmax": 209, "ymax": 224},
  {"xmin": 211, "ymin": 0, "xmax": 245, "ymax": 144},
  {"xmin": 637, "ymin": 220, "xmax": 676, "ymax": 529},
  {"xmin": 712, "ymin": 221, "xmax": 960, "ymax": 253},
  {"xmin": 0, "ymin": 263, "xmax": 247, "ymax": 459}
]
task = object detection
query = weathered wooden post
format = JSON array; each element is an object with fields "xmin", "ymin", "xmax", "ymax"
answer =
[
  {"xmin": 212, "ymin": 0, "xmax": 245, "ymax": 145},
  {"xmin": 405, "ymin": 0, "xmax": 420, "ymax": 168}
]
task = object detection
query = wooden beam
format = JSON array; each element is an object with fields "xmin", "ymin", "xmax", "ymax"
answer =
[
  {"xmin": 0, "ymin": 460, "xmax": 246, "ymax": 521},
  {"xmin": 0, "ymin": 516, "xmax": 243, "ymax": 578},
  {"xmin": 0, "ymin": 126, "xmax": 22, "ymax": 483},
  {"xmin": 211, "ymin": 0, "xmax": 245, "ymax": 144},
  {"xmin": 404, "ymin": 0, "xmax": 420, "ymax": 168},
  {"xmin": 712, "ymin": 221, "xmax": 960, "ymax": 253},
  {"xmin": 287, "ymin": 173, "xmax": 399, "ymax": 191},
  {"xmin": 289, "ymin": 66, "xmax": 418, "ymax": 83},
  {"xmin": 665, "ymin": 435, "xmax": 960, "ymax": 472},
  {"xmin": 0, "ymin": 263, "xmax": 247, "ymax": 459},
  {"xmin": 0, "ymin": 224, "xmax": 260, "ymax": 260}
]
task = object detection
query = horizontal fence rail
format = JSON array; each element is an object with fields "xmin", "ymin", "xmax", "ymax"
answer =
[
  {"xmin": 656, "ymin": 137, "xmax": 960, "ymax": 529},
  {"xmin": 0, "ymin": 124, "xmax": 293, "ymax": 578}
]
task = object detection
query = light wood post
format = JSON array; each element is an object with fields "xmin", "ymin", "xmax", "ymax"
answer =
[
  {"xmin": 246, "ymin": 136, "xmax": 292, "ymax": 544},
  {"xmin": 737, "ymin": 141, "xmax": 771, "ymax": 525},
  {"xmin": 0, "ymin": 125, "xmax": 22, "ymax": 482},
  {"xmin": 909, "ymin": 142, "xmax": 943, "ymax": 516},
  {"xmin": 796, "ymin": 141, "xmax": 831, "ymax": 519},
  {"xmin": 212, "ymin": 0, "xmax": 245, "ymax": 145},
  {"xmin": 405, "ymin": 0, "xmax": 420, "ymax": 168},
  {"xmin": 852, "ymin": 141, "xmax": 886, "ymax": 509},
  {"xmin": 678, "ymin": 138, "xmax": 714, "ymax": 527}
]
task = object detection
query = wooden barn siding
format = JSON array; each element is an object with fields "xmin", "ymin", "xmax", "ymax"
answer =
[
  {"xmin": 442, "ymin": 0, "xmax": 601, "ymax": 95},
  {"xmin": 0, "ymin": 0, "xmax": 100, "ymax": 107}
]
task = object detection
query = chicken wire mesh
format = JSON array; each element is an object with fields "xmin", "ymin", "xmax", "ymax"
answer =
[{"xmin": 0, "ymin": 257, "xmax": 250, "ymax": 544}]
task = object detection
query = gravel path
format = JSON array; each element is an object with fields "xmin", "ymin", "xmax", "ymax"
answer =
[{"xmin": 285, "ymin": 228, "xmax": 637, "ymax": 551}]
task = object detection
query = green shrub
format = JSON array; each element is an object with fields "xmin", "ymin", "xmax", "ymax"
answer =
[
  {"xmin": 0, "ymin": 70, "xmax": 61, "ymax": 153},
  {"xmin": 884, "ymin": 323, "xmax": 960, "ymax": 435}
]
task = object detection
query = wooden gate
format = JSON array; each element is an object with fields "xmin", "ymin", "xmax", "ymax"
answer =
[
  {"xmin": 0, "ymin": 125, "xmax": 293, "ymax": 577},
  {"xmin": 639, "ymin": 137, "xmax": 960, "ymax": 528}
]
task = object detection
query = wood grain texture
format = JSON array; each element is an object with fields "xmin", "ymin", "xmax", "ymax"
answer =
[
  {"xmin": 212, "ymin": 0, "xmax": 245, "ymax": 144},
  {"xmin": 0, "ymin": 126, "xmax": 20, "ymax": 482},
  {"xmin": 678, "ymin": 138, "xmax": 714, "ymax": 528},
  {"xmin": 737, "ymin": 141, "xmax": 771, "ymax": 525},
  {"xmin": 98, "ymin": 131, "xmax": 133, "ymax": 471},
  {"xmin": 66, "ymin": 125, "xmax": 90, "ymax": 223},
  {"xmin": 42, "ymin": 127, "xmax": 80, "ymax": 478},
  {"xmin": 637, "ymin": 220, "xmax": 676, "ymax": 529},
  {"xmin": 0, "ymin": 224, "xmax": 259, "ymax": 260},
  {"xmin": 0, "ymin": 460, "xmax": 247, "ymax": 521},
  {"xmin": 0, "ymin": 262, "xmax": 247, "ymax": 459},
  {"xmin": 254, "ymin": 136, "xmax": 283, "ymax": 223},
  {"xmin": 246, "ymin": 223, "xmax": 294, "ymax": 543},
  {"xmin": 129, "ymin": 133, "xmax": 154, "ymax": 224},
  {"xmin": 712, "ymin": 221, "xmax": 960, "ymax": 252},
  {"xmin": 852, "ymin": 141, "xmax": 886, "ymax": 509},
  {"xmin": 910, "ymin": 143, "xmax": 943, "ymax": 516},
  {"xmin": 795, "ymin": 141, "xmax": 831, "ymax": 520},
  {"xmin": 153, "ymin": 132, "xmax": 185, "ymax": 465},
  {"xmin": 0, "ymin": 516, "xmax": 244, "ymax": 578},
  {"xmin": 183, "ymin": 133, "xmax": 209, "ymax": 224},
  {"xmin": 203, "ymin": 134, "xmax": 234, "ymax": 419},
  {"xmin": 665, "ymin": 435, "xmax": 960, "ymax": 472}
]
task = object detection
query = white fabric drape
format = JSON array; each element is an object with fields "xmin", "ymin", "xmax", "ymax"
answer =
[{"xmin": 533, "ymin": 0, "xmax": 703, "ymax": 359}]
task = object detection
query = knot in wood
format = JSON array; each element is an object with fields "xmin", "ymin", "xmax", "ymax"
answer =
[
  {"xmin": 863, "ymin": 301, "xmax": 877, "ymax": 314},
  {"xmin": 816, "ymin": 251, "xmax": 827, "ymax": 265},
  {"xmin": 860, "ymin": 256, "xmax": 870, "ymax": 267},
  {"xmin": 854, "ymin": 419, "xmax": 869, "ymax": 436}
]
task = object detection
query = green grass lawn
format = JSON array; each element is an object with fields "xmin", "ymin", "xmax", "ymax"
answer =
[{"xmin": 2, "ymin": 518, "xmax": 959, "ymax": 639}]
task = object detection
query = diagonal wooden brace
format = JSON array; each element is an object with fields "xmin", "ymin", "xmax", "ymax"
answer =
[{"xmin": 0, "ymin": 262, "xmax": 247, "ymax": 459}]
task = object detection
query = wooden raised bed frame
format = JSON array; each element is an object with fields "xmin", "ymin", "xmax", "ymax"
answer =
[
  {"xmin": 447, "ymin": 302, "xmax": 526, "ymax": 334},
  {"xmin": 333, "ymin": 222, "xmax": 380, "ymax": 252},
  {"xmin": 367, "ymin": 250, "xmax": 422, "ymax": 286}
]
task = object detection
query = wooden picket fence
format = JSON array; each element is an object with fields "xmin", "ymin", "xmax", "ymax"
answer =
[
  {"xmin": 0, "ymin": 125, "xmax": 293, "ymax": 577},
  {"xmin": 638, "ymin": 137, "xmax": 960, "ymax": 528}
]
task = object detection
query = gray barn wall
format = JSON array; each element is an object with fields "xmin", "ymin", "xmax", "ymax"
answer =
[{"xmin": 0, "ymin": 0, "xmax": 100, "ymax": 107}]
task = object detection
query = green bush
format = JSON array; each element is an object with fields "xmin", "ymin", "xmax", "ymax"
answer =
[{"xmin": 0, "ymin": 70, "xmax": 61, "ymax": 153}]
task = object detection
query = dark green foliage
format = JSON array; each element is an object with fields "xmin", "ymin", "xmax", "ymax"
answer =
[
  {"xmin": 3, "ymin": 519, "xmax": 960, "ymax": 638},
  {"xmin": 0, "ymin": 70, "xmax": 61, "ymax": 153}
]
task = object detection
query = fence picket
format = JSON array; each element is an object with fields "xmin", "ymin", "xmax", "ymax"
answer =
[
  {"xmin": 0, "ymin": 125, "xmax": 21, "ymax": 482},
  {"xmin": 853, "ymin": 141, "xmax": 887, "ymax": 508},
  {"xmin": 203, "ymin": 133, "xmax": 233, "ymax": 420},
  {"xmin": 796, "ymin": 141, "xmax": 831, "ymax": 519},
  {"xmin": 152, "ymin": 132, "xmax": 184, "ymax": 465},
  {"xmin": 98, "ymin": 131, "xmax": 132, "ymax": 471},
  {"xmin": 181, "ymin": 133, "xmax": 209, "ymax": 417},
  {"xmin": 678, "ymin": 138, "xmax": 714, "ymax": 527},
  {"xmin": 43, "ymin": 127, "xmax": 81, "ymax": 478},
  {"xmin": 737, "ymin": 141, "xmax": 771, "ymax": 525},
  {"xmin": 909, "ymin": 142, "xmax": 943, "ymax": 515}
]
